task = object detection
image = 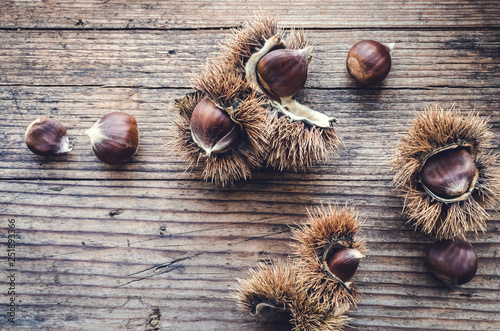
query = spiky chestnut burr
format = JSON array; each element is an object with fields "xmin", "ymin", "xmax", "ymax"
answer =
[
  {"xmin": 219, "ymin": 15, "xmax": 341, "ymax": 172},
  {"xmin": 291, "ymin": 205, "xmax": 366, "ymax": 315},
  {"xmin": 235, "ymin": 259, "xmax": 350, "ymax": 331},
  {"xmin": 235, "ymin": 259, "xmax": 297, "ymax": 323},
  {"xmin": 291, "ymin": 292, "xmax": 351, "ymax": 331},
  {"xmin": 391, "ymin": 105, "xmax": 500, "ymax": 239},
  {"xmin": 173, "ymin": 60, "xmax": 268, "ymax": 186}
]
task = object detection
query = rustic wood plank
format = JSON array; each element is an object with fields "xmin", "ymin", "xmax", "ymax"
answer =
[
  {"xmin": 1, "ymin": 1, "xmax": 500, "ymax": 330},
  {"xmin": 1, "ymin": 86, "xmax": 499, "ymax": 180},
  {"xmin": 1, "ymin": 179, "xmax": 499, "ymax": 330},
  {"xmin": 1, "ymin": 0, "xmax": 499, "ymax": 29},
  {"xmin": 1, "ymin": 29, "xmax": 499, "ymax": 88}
]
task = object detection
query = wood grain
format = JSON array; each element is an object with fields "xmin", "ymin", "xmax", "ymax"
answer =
[
  {"xmin": 1, "ymin": 87, "xmax": 499, "ymax": 180},
  {"xmin": 1, "ymin": 0, "xmax": 499, "ymax": 29},
  {"xmin": 1, "ymin": 178, "xmax": 499, "ymax": 330},
  {"xmin": 1, "ymin": 1, "xmax": 500, "ymax": 330},
  {"xmin": 1, "ymin": 29, "xmax": 499, "ymax": 88}
]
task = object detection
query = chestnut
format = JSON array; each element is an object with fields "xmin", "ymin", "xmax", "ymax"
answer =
[
  {"xmin": 190, "ymin": 98, "xmax": 241, "ymax": 156},
  {"xmin": 292, "ymin": 205, "xmax": 366, "ymax": 315},
  {"xmin": 236, "ymin": 258, "xmax": 351, "ymax": 329},
  {"xmin": 256, "ymin": 48, "xmax": 311, "ymax": 100},
  {"xmin": 326, "ymin": 247, "xmax": 365, "ymax": 283},
  {"xmin": 25, "ymin": 117, "xmax": 73, "ymax": 156},
  {"xmin": 240, "ymin": 30, "xmax": 339, "ymax": 172},
  {"xmin": 391, "ymin": 107, "xmax": 500, "ymax": 239},
  {"xmin": 420, "ymin": 147, "xmax": 477, "ymax": 199},
  {"xmin": 426, "ymin": 238, "xmax": 478, "ymax": 285},
  {"xmin": 85, "ymin": 112, "xmax": 139, "ymax": 165},
  {"xmin": 346, "ymin": 40, "xmax": 392, "ymax": 85}
]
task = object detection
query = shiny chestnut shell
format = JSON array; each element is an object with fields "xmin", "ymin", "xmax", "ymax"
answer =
[
  {"xmin": 426, "ymin": 238, "xmax": 478, "ymax": 285},
  {"xmin": 25, "ymin": 117, "xmax": 72, "ymax": 156},
  {"xmin": 346, "ymin": 40, "xmax": 391, "ymax": 85},
  {"xmin": 190, "ymin": 99, "xmax": 241, "ymax": 156},
  {"xmin": 85, "ymin": 112, "xmax": 139, "ymax": 165},
  {"xmin": 326, "ymin": 247, "xmax": 364, "ymax": 282},
  {"xmin": 420, "ymin": 148, "xmax": 476, "ymax": 198},
  {"xmin": 256, "ymin": 48, "xmax": 309, "ymax": 99}
]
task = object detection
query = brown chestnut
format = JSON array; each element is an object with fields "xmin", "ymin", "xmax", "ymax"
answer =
[
  {"xmin": 25, "ymin": 117, "xmax": 73, "ymax": 156},
  {"xmin": 420, "ymin": 147, "xmax": 477, "ymax": 199},
  {"xmin": 326, "ymin": 247, "xmax": 364, "ymax": 283},
  {"xmin": 346, "ymin": 40, "xmax": 392, "ymax": 85},
  {"xmin": 85, "ymin": 112, "xmax": 139, "ymax": 165},
  {"xmin": 190, "ymin": 98, "xmax": 241, "ymax": 156},
  {"xmin": 426, "ymin": 238, "xmax": 478, "ymax": 285},
  {"xmin": 256, "ymin": 48, "xmax": 311, "ymax": 99}
]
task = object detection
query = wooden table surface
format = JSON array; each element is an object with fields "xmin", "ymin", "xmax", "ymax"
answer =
[{"xmin": 1, "ymin": 1, "xmax": 499, "ymax": 330}]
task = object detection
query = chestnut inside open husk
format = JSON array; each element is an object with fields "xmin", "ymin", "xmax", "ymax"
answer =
[
  {"xmin": 189, "ymin": 98, "xmax": 241, "ymax": 156},
  {"xmin": 256, "ymin": 48, "xmax": 310, "ymax": 100},
  {"xmin": 326, "ymin": 247, "xmax": 365, "ymax": 283},
  {"xmin": 292, "ymin": 205, "xmax": 366, "ymax": 316},
  {"xmin": 391, "ymin": 106, "xmax": 500, "ymax": 240},
  {"xmin": 420, "ymin": 146, "xmax": 478, "ymax": 202}
]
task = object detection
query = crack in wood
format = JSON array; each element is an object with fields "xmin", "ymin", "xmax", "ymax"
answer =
[
  {"xmin": 234, "ymin": 229, "xmax": 291, "ymax": 244},
  {"xmin": 118, "ymin": 253, "xmax": 203, "ymax": 287}
]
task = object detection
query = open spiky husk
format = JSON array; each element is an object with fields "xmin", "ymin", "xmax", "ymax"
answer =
[
  {"xmin": 235, "ymin": 258, "xmax": 351, "ymax": 331},
  {"xmin": 235, "ymin": 259, "xmax": 298, "ymax": 323},
  {"xmin": 173, "ymin": 59, "xmax": 268, "ymax": 186},
  {"xmin": 391, "ymin": 105, "xmax": 500, "ymax": 239},
  {"xmin": 291, "ymin": 292, "xmax": 351, "ymax": 331},
  {"xmin": 220, "ymin": 15, "xmax": 341, "ymax": 172},
  {"xmin": 220, "ymin": 14, "xmax": 287, "ymax": 74},
  {"xmin": 291, "ymin": 205, "xmax": 366, "ymax": 315},
  {"xmin": 266, "ymin": 114, "xmax": 342, "ymax": 171}
]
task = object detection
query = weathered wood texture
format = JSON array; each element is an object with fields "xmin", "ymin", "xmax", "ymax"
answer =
[
  {"xmin": 1, "ymin": 0, "xmax": 499, "ymax": 29},
  {"xmin": 1, "ymin": 29, "xmax": 500, "ymax": 89},
  {"xmin": 1, "ymin": 1, "xmax": 500, "ymax": 331}
]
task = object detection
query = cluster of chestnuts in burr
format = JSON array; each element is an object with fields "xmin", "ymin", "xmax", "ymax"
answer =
[
  {"xmin": 392, "ymin": 106, "xmax": 500, "ymax": 287},
  {"xmin": 421, "ymin": 146, "xmax": 480, "ymax": 286},
  {"xmin": 236, "ymin": 205, "xmax": 366, "ymax": 330},
  {"xmin": 24, "ymin": 112, "xmax": 139, "ymax": 166},
  {"xmin": 174, "ymin": 16, "xmax": 395, "ymax": 186}
]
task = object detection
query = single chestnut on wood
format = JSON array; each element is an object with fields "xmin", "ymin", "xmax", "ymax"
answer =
[
  {"xmin": 347, "ymin": 40, "xmax": 392, "ymax": 85},
  {"xmin": 190, "ymin": 98, "xmax": 241, "ymax": 156},
  {"xmin": 85, "ymin": 112, "xmax": 139, "ymax": 165},
  {"xmin": 25, "ymin": 117, "xmax": 73, "ymax": 156},
  {"xmin": 426, "ymin": 238, "xmax": 478, "ymax": 286}
]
